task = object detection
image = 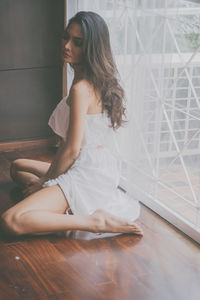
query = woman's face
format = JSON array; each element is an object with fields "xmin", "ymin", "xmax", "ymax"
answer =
[{"xmin": 62, "ymin": 22, "xmax": 83, "ymax": 65}]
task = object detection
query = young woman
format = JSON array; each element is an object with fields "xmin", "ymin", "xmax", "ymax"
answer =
[{"xmin": 1, "ymin": 11, "xmax": 143, "ymax": 237}]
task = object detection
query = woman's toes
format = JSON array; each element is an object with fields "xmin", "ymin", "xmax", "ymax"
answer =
[{"xmin": 131, "ymin": 223, "xmax": 143, "ymax": 235}]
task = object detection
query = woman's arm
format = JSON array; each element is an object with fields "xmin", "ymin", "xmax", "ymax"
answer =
[
  {"xmin": 23, "ymin": 81, "xmax": 91, "ymax": 196},
  {"xmin": 41, "ymin": 81, "xmax": 92, "ymax": 182},
  {"xmin": 41, "ymin": 140, "xmax": 79, "ymax": 182},
  {"xmin": 22, "ymin": 140, "xmax": 78, "ymax": 197}
]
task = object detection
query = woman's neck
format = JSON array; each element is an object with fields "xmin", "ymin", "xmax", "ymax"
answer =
[{"xmin": 72, "ymin": 63, "xmax": 84, "ymax": 82}]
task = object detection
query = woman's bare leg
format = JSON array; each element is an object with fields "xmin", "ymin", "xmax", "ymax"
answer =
[
  {"xmin": 1, "ymin": 184, "xmax": 143, "ymax": 236},
  {"xmin": 10, "ymin": 159, "xmax": 51, "ymax": 188},
  {"xmin": 10, "ymin": 135, "xmax": 63, "ymax": 188}
]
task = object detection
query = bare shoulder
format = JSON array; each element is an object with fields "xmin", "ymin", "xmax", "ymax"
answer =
[
  {"xmin": 72, "ymin": 79, "xmax": 93, "ymax": 98},
  {"xmin": 73, "ymin": 78, "xmax": 93, "ymax": 90},
  {"xmin": 66, "ymin": 79, "xmax": 94, "ymax": 107},
  {"xmin": 66, "ymin": 79, "xmax": 94, "ymax": 115}
]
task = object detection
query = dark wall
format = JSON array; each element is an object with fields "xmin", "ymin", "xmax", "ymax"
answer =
[{"xmin": 0, "ymin": 0, "xmax": 64, "ymax": 142}]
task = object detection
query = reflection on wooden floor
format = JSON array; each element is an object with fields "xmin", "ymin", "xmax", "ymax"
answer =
[{"xmin": 158, "ymin": 163, "xmax": 200, "ymax": 225}]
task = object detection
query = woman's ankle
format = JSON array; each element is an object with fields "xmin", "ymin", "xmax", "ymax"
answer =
[{"xmin": 89, "ymin": 210, "xmax": 106, "ymax": 233}]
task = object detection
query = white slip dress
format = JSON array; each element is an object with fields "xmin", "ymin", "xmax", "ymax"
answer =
[{"xmin": 42, "ymin": 96, "xmax": 140, "ymax": 223}]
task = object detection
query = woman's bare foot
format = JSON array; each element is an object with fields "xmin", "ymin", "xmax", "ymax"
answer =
[{"xmin": 90, "ymin": 209, "xmax": 143, "ymax": 236}]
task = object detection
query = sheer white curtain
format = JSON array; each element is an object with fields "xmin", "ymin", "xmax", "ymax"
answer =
[{"xmin": 66, "ymin": 0, "xmax": 200, "ymax": 244}]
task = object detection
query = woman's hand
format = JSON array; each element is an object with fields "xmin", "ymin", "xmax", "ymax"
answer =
[{"xmin": 22, "ymin": 177, "xmax": 46, "ymax": 198}]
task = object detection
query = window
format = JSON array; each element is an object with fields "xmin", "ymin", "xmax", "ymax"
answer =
[{"xmin": 66, "ymin": 0, "xmax": 200, "ymax": 244}]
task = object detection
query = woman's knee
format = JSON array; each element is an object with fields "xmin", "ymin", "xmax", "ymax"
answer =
[
  {"xmin": 1, "ymin": 209, "xmax": 23, "ymax": 236},
  {"xmin": 10, "ymin": 159, "xmax": 24, "ymax": 179}
]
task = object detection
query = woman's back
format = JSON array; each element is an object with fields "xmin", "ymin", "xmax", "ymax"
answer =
[
  {"xmin": 48, "ymin": 93, "xmax": 121, "ymax": 159},
  {"xmin": 67, "ymin": 79, "xmax": 104, "ymax": 115}
]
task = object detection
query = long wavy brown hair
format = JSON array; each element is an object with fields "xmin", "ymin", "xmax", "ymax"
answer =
[{"xmin": 63, "ymin": 11, "xmax": 128, "ymax": 131}]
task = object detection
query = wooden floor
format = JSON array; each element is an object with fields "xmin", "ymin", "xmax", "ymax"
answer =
[{"xmin": 0, "ymin": 145, "xmax": 200, "ymax": 300}]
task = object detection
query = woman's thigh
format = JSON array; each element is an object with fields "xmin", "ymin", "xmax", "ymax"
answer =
[
  {"xmin": 7, "ymin": 184, "xmax": 69, "ymax": 216},
  {"xmin": 12, "ymin": 158, "xmax": 51, "ymax": 177}
]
